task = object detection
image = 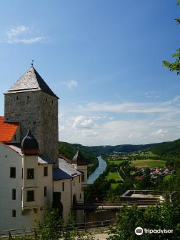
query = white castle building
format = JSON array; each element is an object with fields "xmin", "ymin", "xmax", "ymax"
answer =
[{"xmin": 0, "ymin": 65, "xmax": 87, "ymax": 232}]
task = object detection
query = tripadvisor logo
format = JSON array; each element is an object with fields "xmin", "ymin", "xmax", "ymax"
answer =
[
  {"xmin": 135, "ymin": 227, "xmax": 173, "ymax": 235},
  {"xmin": 135, "ymin": 227, "xmax": 143, "ymax": 235}
]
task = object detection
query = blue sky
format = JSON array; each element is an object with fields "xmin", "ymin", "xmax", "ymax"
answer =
[{"xmin": 0, "ymin": 0, "xmax": 180, "ymax": 146}]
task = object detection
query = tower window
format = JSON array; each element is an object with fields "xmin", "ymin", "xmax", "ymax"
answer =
[
  {"xmin": 12, "ymin": 210, "xmax": 16, "ymax": 217},
  {"xmin": 27, "ymin": 169, "xmax": 34, "ymax": 179},
  {"xmin": 44, "ymin": 187, "xmax": 47, "ymax": 197},
  {"xmin": 27, "ymin": 96, "xmax": 30, "ymax": 100},
  {"xmin": 62, "ymin": 182, "xmax": 65, "ymax": 191},
  {"xmin": 12, "ymin": 189, "xmax": 16, "ymax": 200},
  {"xmin": 81, "ymin": 173, "xmax": 85, "ymax": 182},
  {"xmin": 16, "ymin": 96, "xmax": 19, "ymax": 100},
  {"xmin": 10, "ymin": 167, "xmax": 16, "ymax": 178},
  {"xmin": 52, "ymin": 100, "xmax": 54, "ymax": 104},
  {"xmin": 27, "ymin": 190, "xmax": 34, "ymax": 202},
  {"xmin": 44, "ymin": 167, "xmax": 48, "ymax": 176}
]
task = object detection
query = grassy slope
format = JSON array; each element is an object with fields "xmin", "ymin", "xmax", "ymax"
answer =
[{"xmin": 131, "ymin": 160, "xmax": 166, "ymax": 168}]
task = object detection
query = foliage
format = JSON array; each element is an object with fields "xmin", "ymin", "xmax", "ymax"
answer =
[
  {"xmin": 36, "ymin": 208, "xmax": 95, "ymax": 240},
  {"xmin": 108, "ymin": 202, "xmax": 180, "ymax": 240},
  {"xmin": 151, "ymin": 139, "xmax": 180, "ymax": 159},
  {"xmin": 163, "ymin": 0, "xmax": 180, "ymax": 74},
  {"xmin": 36, "ymin": 207, "xmax": 63, "ymax": 240}
]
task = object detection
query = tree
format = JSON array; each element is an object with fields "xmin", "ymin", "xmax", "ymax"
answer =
[
  {"xmin": 36, "ymin": 207, "xmax": 63, "ymax": 240},
  {"xmin": 163, "ymin": 2, "xmax": 180, "ymax": 74},
  {"xmin": 108, "ymin": 202, "xmax": 180, "ymax": 240}
]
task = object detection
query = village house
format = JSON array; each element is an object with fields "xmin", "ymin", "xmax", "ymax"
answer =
[{"xmin": 0, "ymin": 65, "xmax": 87, "ymax": 232}]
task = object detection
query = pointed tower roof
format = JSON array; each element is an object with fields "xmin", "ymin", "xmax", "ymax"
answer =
[
  {"xmin": 72, "ymin": 150, "xmax": 88, "ymax": 165},
  {"xmin": 21, "ymin": 129, "xmax": 39, "ymax": 155},
  {"xmin": 5, "ymin": 66, "xmax": 58, "ymax": 98}
]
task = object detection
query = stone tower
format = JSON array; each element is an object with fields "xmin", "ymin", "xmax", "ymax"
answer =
[{"xmin": 4, "ymin": 65, "xmax": 59, "ymax": 161}]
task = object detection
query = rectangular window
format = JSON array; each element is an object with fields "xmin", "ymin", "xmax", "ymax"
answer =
[
  {"xmin": 81, "ymin": 173, "xmax": 84, "ymax": 182},
  {"xmin": 27, "ymin": 169, "xmax": 34, "ymax": 179},
  {"xmin": 10, "ymin": 167, "xmax": 16, "ymax": 178},
  {"xmin": 44, "ymin": 167, "xmax": 48, "ymax": 176},
  {"xmin": 62, "ymin": 182, "xmax": 65, "ymax": 191},
  {"xmin": 12, "ymin": 189, "xmax": 16, "ymax": 200},
  {"xmin": 27, "ymin": 190, "xmax": 34, "ymax": 202},
  {"xmin": 44, "ymin": 187, "xmax": 47, "ymax": 197},
  {"xmin": 12, "ymin": 210, "xmax": 16, "ymax": 217}
]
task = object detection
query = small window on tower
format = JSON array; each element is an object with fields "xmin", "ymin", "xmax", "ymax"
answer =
[
  {"xmin": 16, "ymin": 96, "xmax": 19, "ymax": 100},
  {"xmin": 62, "ymin": 182, "xmax": 65, "ymax": 191},
  {"xmin": 44, "ymin": 167, "xmax": 48, "ymax": 176},
  {"xmin": 81, "ymin": 173, "xmax": 85, "ymax": 182},
  {"xmin": 52, "ymin": 100, "xmax": 54, "ymax": 104},
  {"xmin": 27, "ymin": 169, "xmax": 34, "ymax": 179},
  {"xmin": 27, "ymin": 96, "xmax": 30, "ymax": 100}
]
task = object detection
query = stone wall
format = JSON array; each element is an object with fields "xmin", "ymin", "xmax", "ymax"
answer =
[{"xmin": 4, "ymin": 90, "xmax": 59, "ymax": 161}]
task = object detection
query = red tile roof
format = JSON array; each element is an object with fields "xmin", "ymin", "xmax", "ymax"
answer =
[{"xmin": 0, "ymin": 116, "xmax": 19, "ymax": 143}]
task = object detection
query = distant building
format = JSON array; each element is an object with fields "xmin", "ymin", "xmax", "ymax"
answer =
[{"xmin": 0, "ymin": 65, "xmax": 87, "ymax": 232}]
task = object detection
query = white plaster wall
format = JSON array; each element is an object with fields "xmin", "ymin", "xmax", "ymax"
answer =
[
  {"xmin": 54, "ymin": 174, "xmax": 84, "ymax": 219},
  {"xmin": 54, "ymin": 178, "xmax": 71, "ymax": 219},
  {"xmin": 72, "ymin": 175, "xmax": 83, "ymax": 204},
  {"xmin": 36, "ymin": 164, "xmax": 53, "ymax": 208},
  {"xmin": 0, "ymin": 143, "xmax": 53, "ymax": 232},
  {"xmin": 0, "ymin": 143, "xmax": 32, "ymax": 232}
]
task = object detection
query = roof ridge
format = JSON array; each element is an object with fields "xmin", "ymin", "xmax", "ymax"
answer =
[{"xmin": 5, "ymin": 66, "xmax": 58, "ymax": 98}]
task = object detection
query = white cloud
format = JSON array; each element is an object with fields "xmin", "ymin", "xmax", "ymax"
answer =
[
  {"xmin": 8, "ymin": 37, "xmax": 44, "ymax": 44},
  {"xmin": 79, "ymin": 96, "xmax": 180, "ymax": 115},
  {"xmin": 73, "ymin": 116, "xmax": 95, "ymax": 129},
  {"xmin": 64, "ymin": 80, "xmax": 77, "ymax": 89},
  {"xmin": 152, "ymin": 129, "xmax": 168, "ymax": 137},
  {"xmin": 58, "ymin": 96, "xmax": 180, "ymax": 146},
  {"xmin": 7, "ymin": 26, "xmax": 28, "ymax": 37},
  {"xmin": 6, "ymin": 25, "xmax": 45, "ymax": 44}
]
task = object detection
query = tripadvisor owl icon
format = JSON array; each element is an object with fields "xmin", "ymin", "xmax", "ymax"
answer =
[{"xmin": 135, "ymin": 227, "xmax": 143, "ymax": 235}]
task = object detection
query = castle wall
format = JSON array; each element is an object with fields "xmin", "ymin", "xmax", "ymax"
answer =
[{"xmin": 4, "ymin": 91, "xmax": 59, "ymax": 161}]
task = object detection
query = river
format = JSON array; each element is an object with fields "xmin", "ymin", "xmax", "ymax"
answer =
[{"xmin": 87, "ymin": 156, "xmax": 107, "ymax": 184}]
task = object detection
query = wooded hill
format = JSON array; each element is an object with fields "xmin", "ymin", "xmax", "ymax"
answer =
[
  {"xmin": 59, "ymin": 141, "xmax": 156, "ymax": 156},
  {"xmin": 59, "ymin": 139, "xmax": 180, "ymax": 159},
  {"xmin": 151, "ymin": 139, "xmax": 180, "ymax": 159}
]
